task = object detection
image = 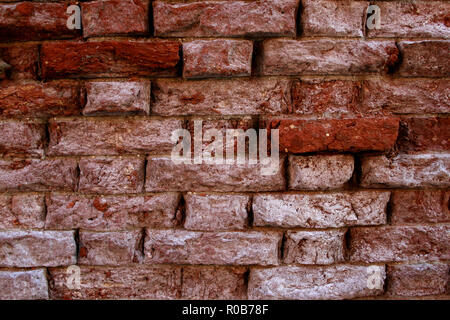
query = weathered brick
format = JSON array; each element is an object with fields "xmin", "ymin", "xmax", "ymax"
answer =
[
  {"xmin": 0, "ymin": 121, "xmax": 45, "ymax": 157},
  {"xmin": 82, "ymin": 0, "xmax": 149, "ymax": 37},
  {"xmin": 0, "ymin": 159, "xmax": 78, "ymax": 192},
  {"xmin": 146, "ymin": 156, "xmax": 285, "ymax": 192},
  {"xmin": 0, "ymin": 269, "xmax": 48, "ymax": 300},
  {"xmin": 152, "ymin": 78, "xmax": 291, "ymax": 115},
  {"xmin": 248, "ymin": 265, "xmax": 385, "ymax": 299},
  {"xmin": 182, "ymin": 266, "xmax": 247, "ymax": 299},
  {"xmin": 387, "ymin": 263, "xmax": 449, "ymax": 297},
  {"xmin": 288, "ymin": 155, "xmax": 354, "ymax": 190},
  {"xmin": 0, "ymin": 44, "xmax": 38, "ymax": 79},
  {"xmin": 49, "ymin": 266, "xmax": 181, "ymax": 299},
  {"xmin": 270, "ymin": 117, "xmax": 399, "ymax": 153},
  {"xmin": 183, "ymin": 40, "xmax": 252, "ymax": 78},
  {"xmin": 362, "ymin": 79, "xmax": 450, "ymax": 114},
  {"xmin": 45, "ymin": 193, "xmax": 181, "ymax": 230},
  {"xmin": 0, "ymin": 230, "xmax": 76, "ymax": 267},
  {"xmin": 0, "ymin": 59, "xmax": 10, "ymax": 79},
  {"xmin": 301, "ymin": 0, "xmax": 367, "ymax": 37},
  {"xmin": 153, "ymin": 0, "xmax": 298, "ymax": 37},
  {"xmin": 48, "ymin": 118, "xmax": 182, "ymax": 156},
  {"xmin": 367, "ymin": 1, "xmax": 450, "ymax": 38},
  {"xmin": 78, "ymin": 157, "xmax": 145, "ymax": 194},
  {"xmin": 41, "ymin": 41, "xmax": 180, "ymax": 78},
  {"xmin": 0, "ymin": 194, "xmax": 45, "ymax": 230},
  {"xmin": 0, "ymin": 80, "xmax": 81, "ymax": 118},
  {"xmin": 284, "ymin": 230, "xmax": 346, "ymax": 265},
  {"xmin": 361, "ymin": 154, "xmax": 450, "ymax": 188},
  {"xmin": 144, "ymin": 230, "xmax": 281, "ymax": 265},
  {"xmin": 253, "ymin": 191, "xmax": 389, "ymax": 228},
  {"xmin": 398, "ymin": 117, "xmax": 449, "ymax": 153},
  {"xmin": 184, "ymin": 193, "xmax": 249, "ymax": 231},
  {"xmin": 79, "ymin": 230, "xmax": 143, "ymax": 266},
  {"xmin": 398, "ymin": 41, "xmax": 450, "ymax": 77},
  {"xmin": 349, "ymin": 226, "xmax": 450, "ymax": 263},
  {"xmin": 391, "ymin": 190, "xmax": 449, "ymax": 225},
  {"xmin": 291, "ymin": 80, "xmax": 361, "ymax": 116},
  {"xmin": 259, "ymin": 40, "xmax": 398, "ymax": 75},
  {"xmin": 0, "ymin": 2, "xmax": 79, "ymax": 41}
]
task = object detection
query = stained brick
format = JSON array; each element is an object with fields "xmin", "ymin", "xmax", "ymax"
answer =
[
  {"xmin": 0, "ymin": 269, "xmax": 48, "ymax": 300},
  {"xmin": 0, "ymin": 121, "xmax": 45, "ymax": 157}
]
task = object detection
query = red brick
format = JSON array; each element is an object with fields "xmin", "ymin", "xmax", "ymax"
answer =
[
  {"xmin": 270, "ymin": 117, "xmax": 399, "ymax": 153},
  {"xmin": 153, "ymin": 0, "xmax": 298, "ymax": 37},
  {"xmin": 82, "ymin": 0, "xmax": 149, "ymax": 37},
  {"xmin": 288, "ymin": 155, "xmax": 354, "ymax": 190},
  {"xmin": 398, "ymin": 41, "xmax": 450, "ymax": 77},
  {"xmin": 248, "ymin": 265, "xmax": 385, "ymax": 299},
  {"xmin": 0, "ymin": 2, "xmax": 79, "ymax": 41},
  {"xmin": 0, "ymin": 230, "xmax": 76, "ymax": 267},
  {"xmin": 78, "ymin": 157, "xmax": 145, "ymax": 194},
  {"xmin": 41, "ymin": 41, "xmax": 180, "ymax": 78},
  {"xmin": 144, "ymin": 230, "xmax": 281, "ymax": 265},
  {"xmin": 284, "ymin": 230, "xmax": 346, "ymax": 265},
  {"xmin": 0, "ymin": 80, "xmax": 81, "ymax": 118},
  {"xmin": 367, "ymin": 1, "xmax": 450, "ymax": 38},
  {"xmin": 49, "ymin": 266, "xmax": 181, "ymax": 299},
  {"xmin": 0, "ymin": 159, "xmax": 78, "ymax": 192},
  {"xmin": 301, "ymin": 0, "xmax": 367, "ymax": 37},
  {"xmin": 145, "ymin": 156, "xmax": 286, "ymax": 192},
  {"xmin": 184, "ymin": 193, "xmax": 250, "ymax": 231},
  {"xmin": 183, "ymin": 40, "xmax": 252, "ymax": 78},
  {"xmin": 0, "ymin": 121, "xmax": 45, "ymax": 157},
  {"xmin": 291, "ymin": 80, "xmax": 361, "ymax": 116},
  {"xmin": 0, "ymin": 269, "xmax": 48, "ymax": 300},
  {"xmin": 79, "ymin": 230, "xmax": 143, "ymax": 266},
  {"xmin": 48, "ymin": 118, "xmax": 182, "ymax": 156},
  {"xmin": 83, "ymin": 80, "xmax": 150, "ymax": 115},
  {"xmin": 259, "ymin": 40, "xmax": 398, "ymax": 75},
  {"xmin": 362, "ymin": 79, "xmax": 450, "ymax": 115},
  {"xmin": 387, "ymin": 263, "xmax": 449, "ymax": 297},
  {"xmin": 391, "ymin": 190, "xmax": 450, "ymax": 224},
  {"xmin": 397, "ymin": 117, "xmax": 449, "ymax": 153},
  {"xmin": 152, "ymin": 78, "xmax": 291, "ymax": 115},
  {"xmin": 361, "ymin": 154, "xmax": 450, "ymax": 188},
  {"xmin": 0, "ymin": 44, "xmax": 38, "ymax": 79},
  {"xmin": 182, "ymin": 266, "xmax": 247, "ymax": 299},
  {"xmin": 0, "ymin": 194, "xmax": 45, "ymax": 230},
  {"xmin": 349, "ymin": 226, "xmax": 450, "ymax": 263},
  {"xmin": 45, "ymin": 193, "xmax": 181, "ymax": 231},
  {"xmin": 253, "ymin": 191, "xmax": 389, "ymax": 228}
]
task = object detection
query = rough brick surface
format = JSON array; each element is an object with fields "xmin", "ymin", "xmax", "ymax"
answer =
[
  {"xmin": 387, "ymin": 263, "xmax": 449, "ymax": 297},
  {"xmin": 45, "ymin": 193, "xmax": 180, "ymax": 231},
  {"xmin": 283, "ymin": 230, "xmax": 346, "ymax": 265},
  {"xmin": 49, "ymin": 266, "xmax": 181, "ymax": 299},
  {"xmin": 398, "ymin": 117, "xmax": 449, "ymax": 153},
  {"xmin": 0, "ymin": 121, "xmax": 45, "ymax": 157},
  {"xmin": 259, "ymin": 40, "xmax": 398, "ymax": 75},
  {"xmin": 0, "ymin": 231, "xmax": 76, "ymax": 267},
  {"xmin": 152, "ymin": 78, "xmax": 291, "ymax": 115},
  {"xmin": 0, "ymin": 44, "xmax": 38, "ymax": 79},
  {"xmin": 248, "ymin": 265, "xmax": 385, "ymax": 300},
  {"xmin": 84, "ymin": 80, "xmax": 151, "ymax": 115},
  {"xmin": 82, "ymin": 0, "xmax": 149, "ymax": 37},
  {"xmin": 41, "ymin": 41, "xmax": 180, "ymax": 78},
  {"xmin": 0, "ymin": 269, "xmax": 49, "ymax": 300},
  {"xmin": 153, "ymin": 0, "xmax": 298, "ymax": 37},
  {"xmin": 253, "ymin": 191, "xmax": 389, "ymax": 228},
  {"xmin": 48, "ymin": 118, "xmax": 182, "ymax": 155},
  {"xmin": 361, "ymin": 154, "xmax": 450, "ymax": 188},
  {"xmin": 184, "ymin": 193, "xmax": 249, "ymax": 231},
  {"xmin": 349, "ymin": 226, "xmax": 450, "ymax": 263},
  {"xmin": 288, "ymin": 155, "xmax": 354, "ymax": 190},
  {"xmin": 144, "ymin": 230, "xmax": 281, "ymax": 265},
  {"xmin": 183, "ymin": 40, "xmax": 253, "ymax": 78},
  {"xmin": 0, "ymin": 194, "xmax": 45, "ymax": 230}
]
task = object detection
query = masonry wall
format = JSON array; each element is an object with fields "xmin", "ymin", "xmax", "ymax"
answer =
[{"xmin": 0, "ymin": 0, "xmax": 449, "ymax": 300}]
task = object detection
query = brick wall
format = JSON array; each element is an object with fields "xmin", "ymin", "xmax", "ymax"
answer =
[{"xmin": 0, "ymin": 0, "xmax": 449, "ymax": 300}]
